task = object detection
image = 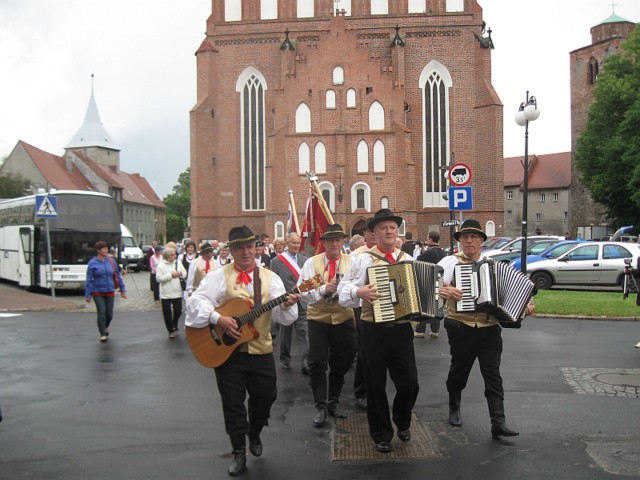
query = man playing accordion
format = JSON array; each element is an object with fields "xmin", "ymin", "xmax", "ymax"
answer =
[{"xmin": 438, "ymin": 219, "xmax": 535, "ymax": 439}]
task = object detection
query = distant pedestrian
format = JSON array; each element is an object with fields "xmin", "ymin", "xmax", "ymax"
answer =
[
  {"xmin": 415, "ymin": 231, "xmax": 447, "ymax": 339},
  {"xmin": 150, "ymin": 246, "xmax": 163, "ymax": 303},
  {"xmin": 85, "ymin": 241, "xmax": 127, "ymax": 342},
  {"xmin": 155, "ymin": 247, "xmax": 187, "ymax": 339}
]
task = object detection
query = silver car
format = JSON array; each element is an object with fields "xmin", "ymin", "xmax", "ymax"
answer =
[{"xmin": 526, "ymin": 242, "xmax": 640, "ymax": 289}]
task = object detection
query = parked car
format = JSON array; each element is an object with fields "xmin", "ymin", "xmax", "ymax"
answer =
[
  {"xmin": 509, "ymin": 240, "xmax": 584, "ymax": 271},
  {"xmin": 483, "ymin": 236, "xmax": 564, "ymax": 257},
  {"xmin": 486, "ymin": 239, "xmax": 562, "ymax": 264},
  {"xmin": 481, "ymin": 236, "xmax": 511, "ymax": 251},
  {"xmin": 526, "ymin": 242, "xmax": 640, "ymax": 289}
]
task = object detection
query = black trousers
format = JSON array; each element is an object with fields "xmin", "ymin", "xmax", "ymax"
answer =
[
  {"xmin": 161, "ymin": 297, "xmax": 182, "ymax": 333},
  {"xmin": 214, "ymin": 352, "xmax": 277, "ymax": 450},
  {"xmin": 359, "ymin": 320, "xmax": 419, "ymax": 443},
  {"xmin": 353, "ymin": 309, "xmax": 366, "ymax": 400},
  {"xmin": 445, "ymin": 321, "xmax": 503, "ymax": 401},
  {"xmin": 308, "ymin": 319, "xmax": 356, "ymax": 407}
]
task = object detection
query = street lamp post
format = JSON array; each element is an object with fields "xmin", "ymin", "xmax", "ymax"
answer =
[{"xmin": 515, "ymin": 91, "xmax": 540, "ymax": 274}]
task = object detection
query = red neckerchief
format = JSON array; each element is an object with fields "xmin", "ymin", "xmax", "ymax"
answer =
[
  {"xmin": 205, "ymin": 259, "xmax": 211, "ymax": 273},
  {"xmin": 234, "ymin": 264, "xmax": 252, "ymax": 285},
  {"xmin": 377, "ymin": 247, "xmax": 396, "ymax": 264},
  {"xmin": 325, "ymin": 255, "xmax": 339, "ymax": 281}
]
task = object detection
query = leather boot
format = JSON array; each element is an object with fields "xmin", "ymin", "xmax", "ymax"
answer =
[
  {"xmin": 487, "ymin": 395, "xmax": 519, "ymax": 438},
  {"xmin": 448, "ymin": 391, "xmax": 462, "ymax": 426},
  {"xmin": 228, "ymin": 449, "xmax": 247, "ymax": 476},
  {"xmin": 313, "ymin": 407, "xmax": 328, "ymax": 427},
  {"xmin": 248, "ymin": 430, "xmax": 262, "ymax": 457},
  {"xmin": 327, "ymin": 398, "xmax": 347, "ymax": 419}
]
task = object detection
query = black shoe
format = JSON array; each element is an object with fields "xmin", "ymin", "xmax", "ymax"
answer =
[
  {"xmin": 301, "ymin": 367, "xmax": 311, "ymax": 375},
  {"xmin": 491, "ymin": 424, "xmax": 519, "ymax": 438},
  {"xmin": 228, "ymin": 450, "xmax": 247, "ymax": 476},
  {"xmin": 397, "ymin": 429, "xmax": 411, "ymax": 442},
  {"xmin": 281, "ymin": 362, "xmax": 291, "ymax": 370},
  {"xmin": 355, "ymin": 397, "xmax": 367, "ymax": 410},
  {"xmin": 327, "ymin": 404, "xmax": 347, "ymax": 419},
  {"xmin": 313, "ymin": 408, "xmax": 327, "ymax": 427},
  {"xmin": 248, "ymin": 432, "xmax": 262, "ymax": 457},
  {"xmin": 448, "ymin": 406, "xmax": 462, "ymax": 427},
  {"xmin": 375, "ymin": 441, "xmax": 391, "ymax": 453}
]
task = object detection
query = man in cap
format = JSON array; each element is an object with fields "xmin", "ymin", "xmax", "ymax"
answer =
[
  {"xmin": 438, "ymin": 219, "xmax": 534, "ymax": 439},
  {"xmin": 299, "ymin": 224, "xmax": 356, "ymax": 427},
  {"xmin": 186, "ymin": 226, "xmax": 300, "ymax": 476},
  {"xmin": 184, "ymin": 243, "xmax": 216, "ymax": 297},
  {"xmin": 338, "ymin": 209, "xmax": 419, "ymax": 453},
  {"xmin": 270, "ymin": 233, "xmax": 310, "ymax": 374}
]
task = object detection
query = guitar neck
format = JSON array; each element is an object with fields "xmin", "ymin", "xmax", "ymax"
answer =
[{"xmin": 237, "ymin": 287, "xmax": 299, "ymax": 326}]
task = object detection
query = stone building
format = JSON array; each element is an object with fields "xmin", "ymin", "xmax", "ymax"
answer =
[
  {"xmin": 569, "ymin": 11, "xmax": 637, "ymax": 237},
  {"xmin": 503, "ymin": 152, "xmax": 571, "ymax": 238},
  {"xmin": 1, "ymin": 88, "xmax": 166, "ymax": 245},
  {"xmin": 189, "ymin": 0, "xmax": 504, "ymax": 244}
]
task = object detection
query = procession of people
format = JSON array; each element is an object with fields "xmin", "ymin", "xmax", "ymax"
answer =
[{"xmin": 90, "ymin": 212, "xmax": 536, "ymax": 476}]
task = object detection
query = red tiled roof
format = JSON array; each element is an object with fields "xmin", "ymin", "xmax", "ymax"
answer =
[
  {"xmin": 20, "ymin": 141, "xmax": 93, "ymax": 191},
  {"xmin": 504, "ymin": 152, "xmax": 572, "ymax": 190},
  {"xmin": 130, "ymin": 173, "xmax": 165, "ymax": 209}
]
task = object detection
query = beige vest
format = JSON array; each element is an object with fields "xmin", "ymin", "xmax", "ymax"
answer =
[
  {"xmin": 446, "ymin": 253, "xmax": 499, "ymax": 329},
  {"xmin": 361, "ymin": 246, "xmax": 409, "ymax": 324},
  {"xmin": 307, "ymin": 253, "xmax": 354, "ymax": 325},
  {"xmin": 221, "ymin": 264, "xmax": 274, "ymax": 354},
  {"xmin": 193, "ymin": 257, "xmax": 215, "ymax": 290}
]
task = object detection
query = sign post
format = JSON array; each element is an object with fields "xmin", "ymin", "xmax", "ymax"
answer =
[
  {"xmin": 447, "ymin": 163, "xmax": 473, "ymax": 249},
  {"xmin": 36, "ymin": 195, "xmax": 58, "ymax": 302}
]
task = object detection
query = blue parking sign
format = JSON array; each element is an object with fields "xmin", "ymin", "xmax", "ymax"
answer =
[{"xmin": 449, "ymin": 187, "xmax": 472, "ymax": 211}]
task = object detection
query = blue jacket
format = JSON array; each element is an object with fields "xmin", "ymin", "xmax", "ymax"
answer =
[{"xmin": 85, "ymin": 256, "xmax": 126, "ymax": 297}]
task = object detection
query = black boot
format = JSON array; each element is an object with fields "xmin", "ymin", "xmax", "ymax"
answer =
[
  {"xmin": 487, "ymin": 395, "xmax": 519, "ymax": 438},
  {"xmin": 313, "ymin": 407, "xmax": 328, "ymax": 427},
  {"xmin": 248, "ymin": 430, "xmax": 262, "ymax": 457},
  {"xmin": 448, "ymin": 391, "xmax": 462, "ymax": 427},
  {"xmin": 228, "ymin": 449, "xmax": 247, "ymax": 476},
  {"xmin": 327, "ymin": 398, "xmax": 347, "ymax": 419}
]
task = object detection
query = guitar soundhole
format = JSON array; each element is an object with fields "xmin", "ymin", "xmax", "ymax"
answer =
[{"xmin": 222, "ymin": 334, "xmax": 237, "ymax": 347}]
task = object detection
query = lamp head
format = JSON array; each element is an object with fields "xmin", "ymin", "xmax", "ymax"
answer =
[{"xmin": 523, "ymin": 96, "xmax": 540, "ymax": 122}]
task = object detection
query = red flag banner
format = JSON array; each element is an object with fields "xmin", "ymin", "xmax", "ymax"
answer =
[{"xmin": 300, "ymin": 191, "xmax": 329, "ymax": 254}]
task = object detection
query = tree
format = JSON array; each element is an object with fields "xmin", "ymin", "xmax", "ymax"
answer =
[
  {"xmin": 575, "ymin": 25, "xmax": 640, "ymax": 227},
  {"xmin": 0, "ymin": 172, "xmax": 30, "ymax": 199},
  {"xmin": 163, "ymin": 168, "xmax": 191, "ymax": 241}
]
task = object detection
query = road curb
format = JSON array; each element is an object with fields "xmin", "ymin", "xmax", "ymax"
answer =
[{"xmin": 535, "ymin": 314, "xmax": 640, "ymax": 321}]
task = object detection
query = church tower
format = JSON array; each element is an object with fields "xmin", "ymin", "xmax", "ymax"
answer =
[
  {"xmin": 65, "ymin": 75, "xmax": 121, "ymax": 168},
  {"xmin": 569, "ymin": 9, "xmax": 636, "ymax": 234}
]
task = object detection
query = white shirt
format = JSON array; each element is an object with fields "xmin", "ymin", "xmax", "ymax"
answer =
[
  {"xmin": 299, "ymin": 255, "xmax": 342, "ymax": 304},
  {"xmin": 185, "ymin": 256, "xmax": 215, "ymax": 295},
  {"xmin": 338, "ymin": 249, "xmax": 413, "ymax": 309},
  {"xmin": 185, "ymin": 267, "xmax": 298, "ymax": 328},
  {"xmin": 438, "ymin": 253, "xmax": 487, "ymax": 285}
]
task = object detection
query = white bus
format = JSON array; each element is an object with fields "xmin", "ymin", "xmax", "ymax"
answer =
[{"xmin": 0, "ymin": 190, "xmax": 121, "ymax": 290}]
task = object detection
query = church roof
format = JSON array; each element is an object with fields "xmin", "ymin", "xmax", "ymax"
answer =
[
  {"xmin": 599, "ymin": 12, "xmax": 631, "ymax": 25},
  {"xmin": 65, "ymin": 89, "xmax": 120, "ymax": 151}
]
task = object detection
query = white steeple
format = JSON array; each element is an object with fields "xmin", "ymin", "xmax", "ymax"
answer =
[{"xmin": 65, "ymin": 75, "xmax": 120, "ymax": 151}]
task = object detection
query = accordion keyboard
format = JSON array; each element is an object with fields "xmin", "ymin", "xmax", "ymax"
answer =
[
  {"xmin": 454, "ymin": 264, "xmax": 477, "ymax": 312},
  {"xmin": 368, "ymin": 267, "xmax": 396, "ymax": 323}
]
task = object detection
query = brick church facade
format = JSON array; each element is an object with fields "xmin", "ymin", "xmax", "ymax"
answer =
[{"xmin": 189, "ymin": 0, "xmax": 503, "ymax": 244}]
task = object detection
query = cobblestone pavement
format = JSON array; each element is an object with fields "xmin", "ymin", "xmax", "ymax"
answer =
[{"xmin": 561, "ymin": 367, "xmax": 640, "ymax": 399}]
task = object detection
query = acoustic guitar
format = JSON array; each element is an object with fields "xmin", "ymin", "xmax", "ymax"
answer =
[{"xmin": 185, "ymin": 274, "xmax": 324, "ymax": 368}]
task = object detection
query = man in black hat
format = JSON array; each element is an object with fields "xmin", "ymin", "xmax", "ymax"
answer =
[
  {"xmin": 186, "ymin": 226, "xmax": 300, "ymax": 476},
  {"xmin": 338, "ymin": 209, "xmax": 419, "ymax": 453},
  {"xmin": 185, "ymin": 243, "xmax": 215, "ymax": 297},
  {"xmin": 299, "ymin": 224, "xmax": 356, "ymax": 427},
  {"xmin": 437, "ymin": 219, "xmax": 534, "ymax": 439}
]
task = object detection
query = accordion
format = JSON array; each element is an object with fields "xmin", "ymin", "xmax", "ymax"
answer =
[
  {"xmin": 366, "ymin": 261, "xmax": 444, "ymax": 323},
  {"xmin": 454, "ymin": 260, "xmax": 537, "ymax": 328}
]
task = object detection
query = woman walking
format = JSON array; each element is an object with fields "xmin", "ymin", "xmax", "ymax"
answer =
[
  {"xmin": 85, "ymin": 241, "xmax": 127, "ymax": 342},
  {"xmin": 155, "ymin": 247, "xmax": 187, "ymax": 338}
]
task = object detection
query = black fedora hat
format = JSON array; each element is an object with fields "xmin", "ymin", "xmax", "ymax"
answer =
[
  {"xmin": 320, "ymin": 224, "xmax": 348, "ymax": 240},
  {"xmin": 228, "ymin": 225, "xmax": 257, "ymax": 247},
  {"xmin": 368, "ymin": 209, "xmax": 403, "ymax": 230},
  {"xmin": 200, "ymin": 243, "xmax": 214, "ymax": 254},
  {"xmin": 453, "ymin": 219, "xmax": 487, "ymax": 241}
]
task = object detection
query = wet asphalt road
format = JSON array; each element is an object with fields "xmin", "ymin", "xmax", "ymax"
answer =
[{"xmin": 1, "ymin": 272, "xmax": 640, "ymax": 479}]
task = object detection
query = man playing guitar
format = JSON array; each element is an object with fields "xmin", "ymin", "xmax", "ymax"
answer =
[{"xmin": 186, "ymin": 226, "xmax": 300, "ymax": 476}]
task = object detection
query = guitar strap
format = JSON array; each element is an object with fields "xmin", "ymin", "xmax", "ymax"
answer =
[{"xmin": 253, "ymin": 266, "xmax": 262, "ymax": 309}]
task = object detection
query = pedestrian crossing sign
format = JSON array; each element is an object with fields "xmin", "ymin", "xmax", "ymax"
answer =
[{"xmin": 35, "ymin": 195, "xmax": 58, "ymax": 218}]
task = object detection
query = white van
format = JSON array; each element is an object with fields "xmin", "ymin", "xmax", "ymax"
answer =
[{"xmin": 120, "ymin": 224, "xmax": 145, "ymax": 272}]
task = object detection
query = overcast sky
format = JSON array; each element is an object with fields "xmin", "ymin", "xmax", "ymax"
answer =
[{"xmin": 1, "ymin": 1, "xmax": 638, "ymax": 199}]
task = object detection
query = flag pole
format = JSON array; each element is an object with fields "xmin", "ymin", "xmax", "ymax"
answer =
[
  {"xmin": 288, "ymin": 190, "xmax": 300, "ymax": 234},
  {"xmin": 306, "ymin": 171, "xmax": 335, "ymax": 225}
]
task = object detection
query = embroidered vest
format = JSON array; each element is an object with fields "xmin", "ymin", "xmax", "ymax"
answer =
[
  {"xmin": 193, "ymin": 257, "xmax": 214, "ymax": 290},
  {"xmin": 221, "ymin": 264, "xmax": 274, "ymax": 354},
  {"xmin": 307, "ymin": 253, "xmax": 354, "ymax": 325},
  {"xmin": 446, "ymin": 254, "xmax": 498, "ymax": 328},
  {"xmin": 360, "ymin": 247, "xmax": 409, "ymax": 324}
]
